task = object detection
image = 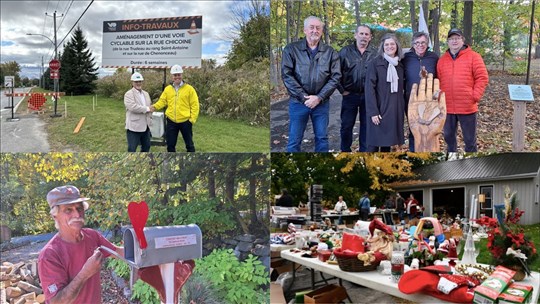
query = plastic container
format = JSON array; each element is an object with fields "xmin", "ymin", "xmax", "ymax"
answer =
[{"xmin": 317, "ymin": 249, "xmax": 332, "ymax": 262}]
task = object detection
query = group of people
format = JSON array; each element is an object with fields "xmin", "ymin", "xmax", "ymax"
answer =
[
  {"xmin": 124, "ymin": 64, "xmax": 200, "ymax": 152},
  {"xmin": 358, "ymin": 192, "xmax": 421, "ymax": 224},
  {"xmin": 281, "ymin": 16, "xmax": 489, "ymax": 152}
]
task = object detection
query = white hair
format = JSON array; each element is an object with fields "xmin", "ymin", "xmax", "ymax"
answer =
[
  {"xmin": 304, "ymin": 16, "xmax": 323, "ymax": 29},
  {"xmin": 49, "ymin": 202, "xmax": 88, "ymax": 230},
  {"xmin": 50, "ymin": 206, "xmax": 60, "ymax": 229}
]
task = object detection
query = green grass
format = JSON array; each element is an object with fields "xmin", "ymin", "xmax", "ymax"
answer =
[
  {"xmin": 475, "ymin": 223, "xmax": 540, "ymax": 273},
  {"xmin": 24, "ymin": 89, "xmax": 269, "ymax": 152}
]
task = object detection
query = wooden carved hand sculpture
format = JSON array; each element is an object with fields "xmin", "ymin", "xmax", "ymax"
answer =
[{"xmin": 408, "ymin": 73, "xmax": 447, "ymax": 152}]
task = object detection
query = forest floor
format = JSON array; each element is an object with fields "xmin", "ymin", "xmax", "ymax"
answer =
[{"xmin": 270, "ymin": 59, "xmax": 540, "ymax": 152}]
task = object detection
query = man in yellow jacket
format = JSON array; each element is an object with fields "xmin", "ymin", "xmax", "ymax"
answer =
[{"xmin": 151, "ymin": 65, "xmax": 199, "ymax": 152}]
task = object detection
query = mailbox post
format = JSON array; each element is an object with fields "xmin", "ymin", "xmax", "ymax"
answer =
[{"xmin": 101, "ymin": 224, "xmax": 202, "ymax": 304}]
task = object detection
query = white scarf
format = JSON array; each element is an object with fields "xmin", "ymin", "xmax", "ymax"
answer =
[{"xmin": 383, "ymin": 53, "xmax": 399, "ymax": 93}]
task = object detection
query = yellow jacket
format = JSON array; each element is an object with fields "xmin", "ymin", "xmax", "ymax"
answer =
[{"xmin": 153, "ymin": 83, "xmax": 199, "ymax": 124}]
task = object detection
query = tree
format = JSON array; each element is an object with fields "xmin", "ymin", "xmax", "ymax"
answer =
[
  {"xmin": 60, "ymin": 26, "xmax": 98, "ymax": 95},
  {"xmin": 226, "ymin": 9, "xmax": 270, "ymax": 69},
  {"xmin": 0, "ymin": 61, "xmax": 21, "ymax": 86},
  {"xmin": 0, "ymin": 153, "xmax": 269, "ymax": 245}
]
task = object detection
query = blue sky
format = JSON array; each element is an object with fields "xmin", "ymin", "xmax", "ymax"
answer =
[{"xmin": 0, "ymin": 1, "xmax": 264, "ymax": 79}]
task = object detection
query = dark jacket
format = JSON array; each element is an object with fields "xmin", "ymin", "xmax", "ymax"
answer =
[
  {"xmin": 396, "ymin": 196, "xmax": 405, "ymax": 211},
  {"xmin": 365, "ymin": 55, "xmax": 405, "ymax": 147},
  {"xmin": 338, "ymin": 43, "xmax": 377, "ymax": 94},
  {"xmin": 402, "ymin": 50, "xmax": 439, "ymax": 103},
  {"xmin": 281, "ymin": 38, "xmax": 341, "ymax": 103},
  {"xmin": 276, "ymin": 194, "xmax": 293, "ymax": 207}
]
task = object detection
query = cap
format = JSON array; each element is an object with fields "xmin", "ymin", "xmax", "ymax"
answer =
[
  {"xmin": 447, "ymin": 28, "xmax": 463, "ymax": 38},
  {"xmin": 47, "ymin": 185, "xmax": 89, "ymax": 210},
  {"xmin": 131, "ymin": 72, "xmax": 144, "ymax": 81},
  {"xmin": 170, "ymin": 65, "xmax": 183, "ymax": 74}
]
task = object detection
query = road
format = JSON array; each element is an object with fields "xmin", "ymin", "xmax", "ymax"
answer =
[
  {"xmin": 1, "ymin": 87, "xmax": 29, "ymax": 112},
  {"xmin": 0, "ymin": 87, "xmax": 51, "ymax": 152}
]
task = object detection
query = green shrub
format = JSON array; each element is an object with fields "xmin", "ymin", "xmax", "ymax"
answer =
[
  {"xmin": 106, "ymin": 258, "xmax": 130, "ymax": 281},
  {"xmin": 194, "ymin": 249, "xmax": 269, "ymax": 304},
  {"xmin": 509, "ymin": 59, "xmax": 528, "ymax": 75},
  {"xmin": 181, "ymin": 272, "xmax": 221, "ymax": 304},
  {"xmin": 206, "ymin": 59, "xmax": 270, "ymax": 126},
  {"xmin": 131, "ymin": 280, "xmax": 160, "ymax": 304},
  {"xmin": 148, "ymin": 199, "xmax": 236, "ymax": 241}
]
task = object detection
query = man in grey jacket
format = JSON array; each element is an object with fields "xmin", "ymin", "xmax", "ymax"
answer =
[
  {"xmin": 124, "ymin": 72, "xmax": 153, "ymax": 152},
  {"xmin": 281, "ymin": 16, "xmax": 341, "ymax": 152}
]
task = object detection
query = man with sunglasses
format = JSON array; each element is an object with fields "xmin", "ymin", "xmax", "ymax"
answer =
[
  {"xmin": 437, "ymin": 28, "xmax": 488, "ymax": 152},
  {"xmin": 402, "ymin": 32, "xmax": 439, "ymax": 152}
]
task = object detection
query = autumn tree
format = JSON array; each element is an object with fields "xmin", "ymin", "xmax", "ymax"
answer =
[{"xmin": 0, "ymin": 153, "xmax": 269, "ymax": 245}]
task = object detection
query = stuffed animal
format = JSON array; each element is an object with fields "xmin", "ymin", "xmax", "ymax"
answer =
[{"xmin": 356, "ymin": 219, "xmax": 395, "ymax": 265}]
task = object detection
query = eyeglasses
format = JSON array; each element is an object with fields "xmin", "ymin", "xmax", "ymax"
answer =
[
  {"xmin": 413, "ymin": 41, "xmax": 427, "ymax": 46},
  {"xmin": 448, "ymin": 37, "xmax": 462, "ymax": 42}
]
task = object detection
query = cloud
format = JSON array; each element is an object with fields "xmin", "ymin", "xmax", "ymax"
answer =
[{"xmin": 1, "ymin": 1, "xmax": 256, "ymax": 78}]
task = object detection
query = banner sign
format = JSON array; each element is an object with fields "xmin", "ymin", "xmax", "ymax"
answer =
[{"xmin": 102, "ymin": 16, "xmax": 202, "ymax": 68}]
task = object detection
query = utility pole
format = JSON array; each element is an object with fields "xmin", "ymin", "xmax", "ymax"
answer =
[
  {"xmin": 40, "ymin": 56, "xmax": 44, "ymax": 88},
  {"xmin": 46, "ymin": 10, "xmax": 63, "ymax": 117}
]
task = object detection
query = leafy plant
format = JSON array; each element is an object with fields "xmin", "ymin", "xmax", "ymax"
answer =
[
  {"xmin": 195, "ymin": 249, "xmax": 269, "ymax": 304},
  {"xmin": 181, "ymin": 272, "xmax": 221, "ymax": 304},
  {"xmin": 106, "ymin": 258, "xmax": 130, "ymax": 281},
  {"xmin": 131, "ymin": 280, "xmax": 160, "ymax": 304},
  {"xmin": 508, "ymin": 59, "xmax": 528, "ymax": 75}
]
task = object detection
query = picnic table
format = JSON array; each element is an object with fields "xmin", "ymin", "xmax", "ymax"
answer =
[{"xmin": 279, "ymin": 250, "xmax": 540, "ymax": 303}]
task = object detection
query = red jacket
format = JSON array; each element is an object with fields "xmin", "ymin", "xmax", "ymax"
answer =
[{"xmin": 437, "ymin": 46, "xmax": 489, "ymax": 114}]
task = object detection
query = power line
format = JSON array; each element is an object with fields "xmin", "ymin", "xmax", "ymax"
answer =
[
  {"xmin": 41, "ymin": 0, "xmax": 50, "ymax": 35},
  {"xmin": 57, "ymin": 0, "xmax": 94, "ymax": 47},
  {"xmin": 57, "ymin": 0, "xmax": 74, "ymax": 33}
]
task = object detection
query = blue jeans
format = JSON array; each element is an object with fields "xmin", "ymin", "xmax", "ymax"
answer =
[
  {"xmin": 340, "ymin": 93, "xmax": 368, "ymax": 152},
  {"xmin": 166, "ymin": 118, "xmax": 195, "ymax": 152},
  {"xmin": 287, "ymin": 101, "xmax": 329, "ymax": 152},
  {"xmin": 127, "ymin": 128, "xmax": 151, "ymax": 152},
  {"xmin": 444, "ymin": 113, "xmax": 477, "ymax": 152}
]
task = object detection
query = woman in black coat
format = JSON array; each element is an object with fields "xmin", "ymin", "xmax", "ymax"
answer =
[{"xmin": 365, "ymin": 33, "xmax": 405, "ymax": 152}]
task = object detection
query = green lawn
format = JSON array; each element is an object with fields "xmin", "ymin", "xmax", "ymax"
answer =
[
  {"xmin": 25, "ymin": 89, "xmax": 269, "ymax": 152},
  {"xmin": 475, "ymin": 223, "xmax": 540, "ymax": 273}
]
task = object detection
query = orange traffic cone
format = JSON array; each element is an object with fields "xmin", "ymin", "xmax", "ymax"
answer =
[{"xmin": 188, "ymin": 20, "xmax": 199, "ymax": 34}]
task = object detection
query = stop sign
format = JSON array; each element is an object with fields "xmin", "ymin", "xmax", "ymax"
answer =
[{"xmin": 49, "ymin": 59, "xmax": 61, "ymax": 71}]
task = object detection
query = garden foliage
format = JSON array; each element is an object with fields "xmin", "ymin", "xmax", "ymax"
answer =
[{"xmin": 195, "ymin": 248, "xmax": 270, "ymax": 304}]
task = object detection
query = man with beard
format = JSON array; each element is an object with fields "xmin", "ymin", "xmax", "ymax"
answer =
[
  {"xmin": 38, "ymin": 185, "xmax": 124, "ymax": 303},
  {"xmin": 281, "ymin": 16, "xmax": 341, "ymax": 152},
  {"xmin": 338, "ymin": 24, "xmax": 376, "ymax": 152}
]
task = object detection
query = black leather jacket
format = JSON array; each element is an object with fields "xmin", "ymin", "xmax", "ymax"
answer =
[
  {"xmin": 281, "ymin": 39, "xmax": 341, "ymax": 103},
  {"xmin": 338, "ymin": 43, "xmax": 376, "ymax": 95}
]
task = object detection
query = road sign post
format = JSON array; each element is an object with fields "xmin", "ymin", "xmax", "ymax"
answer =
[
  {"xmin": 4, "ymin": 76, "xmax": 19, "ymax": 121},
  {"xmin": 49, "ymin": 59, "xmax": 61, "ymax": 117}
]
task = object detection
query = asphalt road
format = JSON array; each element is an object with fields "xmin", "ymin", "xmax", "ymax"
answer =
[
  {"xmin": 0, "ymin": 87, "xmax": 51, "ymax": 152},
  {"xmin": 270, "ymin": 92, "xmax": 347, "ymax": 152}
]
